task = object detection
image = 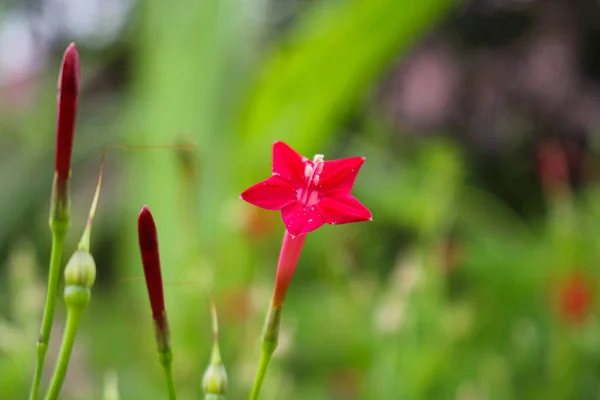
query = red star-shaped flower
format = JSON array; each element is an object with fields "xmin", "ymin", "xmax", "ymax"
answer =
[{"xmin": 241, "ymin": 141, "xmax": 372, "ymax": 236}]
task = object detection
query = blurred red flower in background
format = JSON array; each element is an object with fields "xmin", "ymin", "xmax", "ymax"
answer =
[{"xmin": 555, "ymin": 271, "xmax": 594, "ymax": 325}]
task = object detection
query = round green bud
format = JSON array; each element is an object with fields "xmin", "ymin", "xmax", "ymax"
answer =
[
  {"xmin": 203, "ymin": 363, "xmax": 228, "ymax": 395},
  {"xmin": 64, "ymin": 250, "xmax": 96, "ymax": 289}
]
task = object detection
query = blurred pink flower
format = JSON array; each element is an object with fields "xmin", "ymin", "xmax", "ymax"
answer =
[
  {"xmin": 535, "ymin": 141, "xmax": 569, "ymax": 194},
  {"xmin": 241, "ymin": 141, "xmax": 372, "ymax": 237}
]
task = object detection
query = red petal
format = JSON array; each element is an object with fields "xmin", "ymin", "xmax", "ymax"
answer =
[
  {"xmin": 281, "ymin": 202, "xmax": 325, "ymax": 236},
  {"xmin": 241, "ymin": 176, "xmax": 298, "ymax": 210},
  {"xmin": 318, "ymin": 193, "xmax": 372, "ymax": 225},
  {"xmin": 272, "ymin": 141, "xmax": 307, "ymax": 187},
  {"xmin": 318, "ymin": 157, "xmax": 365, "ymax": 194}
]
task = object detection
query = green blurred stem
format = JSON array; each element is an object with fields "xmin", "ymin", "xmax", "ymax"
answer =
[
  {"xmin": 249, "ymin": 304, "xmax": 282, "ymax": 400},
  {"xmin": 159, "ymin": 350, "xmax": 177, "ymax": 400},
  {"xmin": 102, "ymin": 370, "xmax": 120, "ymax": 400},
  {"xmin": 205, "ymin": 395, "xmax": 226, "ymax": 400},
  {"xmin": 44, "ymin": 299, "xmax": 85, "ymax": 400},
  {"xmin": 249, "ymin": 348, "xmax": 274, "ymax": 400},
  {"xmin": 30, "ymin": 229, "xmax": 67, "ymax": 400}
]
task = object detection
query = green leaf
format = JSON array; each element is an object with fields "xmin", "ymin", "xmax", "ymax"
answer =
[{"xmin": 240, "ymin": 0, "xmax": 453, "ymax": 157}]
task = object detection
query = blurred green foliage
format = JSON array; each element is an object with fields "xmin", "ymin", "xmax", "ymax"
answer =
[{"xmin": 2, "ymin": 0, "xmax": 600, "ymax": 399}]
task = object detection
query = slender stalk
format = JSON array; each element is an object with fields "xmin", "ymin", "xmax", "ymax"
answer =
[
  {"xmin": 249, "ymin": 231, "xmax": 305, "ymax": 400},
  {"xmin": 249, "ymin": 304, "xmax": 281, "ymax": 400},
  {"xmin": 102, "ymin": 370, "xmax": 120, "ymax": 400},
  {"xmin": 44, "ymin": 247, "xmax": 95, "ymax": 400},
  {"xmin": 249, "ymin": 348, "xmax": 274, "ymax": 400},
  {"xmin": 160, "ymin": 350, "xmax": 177, "ymax": 400},
  {"xmin": 30, "ymin": 230, "xmax": 66, "ymax": 400},
  {"xmin": 44, "ymin": 299, "xmax": 85, "ymax": 400},
  {"xmin": 41, "ymin": 173, "xmax": 96, "ymax": 400}
]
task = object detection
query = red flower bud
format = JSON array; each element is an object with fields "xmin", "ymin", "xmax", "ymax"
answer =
[
  {"xmin": 138, "ymin": 206, "xmax": 169, "ymax": 346},
  {"xmin": 55, "ymin": 43, "xmax": 80, "ymax": 183}
]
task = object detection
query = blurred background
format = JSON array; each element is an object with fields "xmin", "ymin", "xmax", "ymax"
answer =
[{"xmin": 2, "ymin": 0, "xmax": 600, "ymax": 398}]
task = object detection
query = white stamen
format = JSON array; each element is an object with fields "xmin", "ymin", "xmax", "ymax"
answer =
[
  {"xmin": 312, "ymin": 154, "xmax": 324, "ymax": 184},
  {"xmin": 304, "ymin": 163, "xmax": 313, "ymax": 178}
]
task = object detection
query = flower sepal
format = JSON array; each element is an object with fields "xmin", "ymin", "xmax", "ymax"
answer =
[
  {"xmin": 261, "ymin": 304, "xmax": 282, "ymax": 353},
  {"xmin": 49, "ymin": 174, "xmax": 71, "ymax": 235}
]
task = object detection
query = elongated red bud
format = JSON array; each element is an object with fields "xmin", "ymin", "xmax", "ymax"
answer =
[
  {"xmin": 50, "ymin": 43, "xmax": 80, "ymax": 232},
  {"xmin": 137, "ymin": 206, "xmax": 169, "ymax": 350},
  {"xmin": 55, "ymin": 43, "xmax": 80, "ymax": 183}
]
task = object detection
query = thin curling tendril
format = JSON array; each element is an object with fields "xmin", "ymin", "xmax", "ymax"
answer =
[
  {"xmin": 78, "ymin": 143, "xmax": 196, "ymax": 252},
  {"xmin": 117, "ymin": 277, "xmax": 205, "ymax": 289}
]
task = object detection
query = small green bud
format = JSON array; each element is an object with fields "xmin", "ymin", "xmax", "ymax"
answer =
[
  {"xmin": 64, "ymin": 250, "xmax": 96, "ymax": 289},
  {"xmin": 203, "ymin": 363, "xmax": 228, "ymax": 395},
  {"xmin": 204, "ymin": 299, "xmax": 227, "ymax": 396}
]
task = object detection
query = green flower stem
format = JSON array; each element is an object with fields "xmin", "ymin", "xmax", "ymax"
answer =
[
  {"xmin": 205, "ymin": 395, "xmax": 226, "ymax": 400},
  {"xmin": 153, "ymin": 314, "xmax": 177, "ymax": 400},
  {"xmin": 159, "ymin": 349, "xmax": 177, "ymax": 400},
  {"xmin": 44, "ymin": 287, "xmax": 88, "ymax": 400},
  {"xmin": 249, "ymin": 349, "xmax": 274, "ymax": 400},
  {"xmin": 102, "ymin": 370, "xmax": 120, "ymax": 400},
  {"xmin": 249, "ymin": 304, "xmax": 282, "ymax": 400},
  {"xmin": 30, "ymin": 228, "xmax": 67, "ymax": 400}
]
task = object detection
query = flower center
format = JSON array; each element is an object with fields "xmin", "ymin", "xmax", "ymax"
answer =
[{"xmin": 298, "ymin": 154, "xmax": 324, "ymax": 206}]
